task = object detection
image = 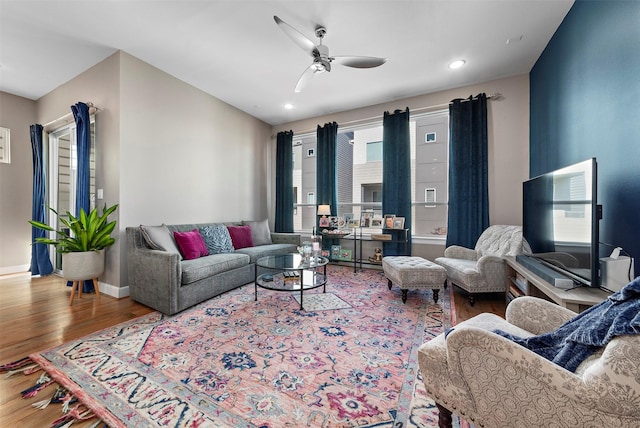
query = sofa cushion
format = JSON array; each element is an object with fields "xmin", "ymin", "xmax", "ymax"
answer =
[
  {"xmin": 173, "ymin": 229, "xmax": 208, "ymax": 260},
  {"xmin": 140, "ymin": 224, "xmax": 182, "ymax": 259},
  {"xmin": 199, "ymin": 224, "xmax": 234, "ymax": 254},
  {"xmin": 243, "ymin": 219, "xmax": 273, "ymax": 246},
  {"xmin": 181, "ymin": 253, "xmax": 250, "ymax": 285},
  {"xmin": 227, "ymin": 225, "xmax": 254, "ymax": 249},
  {"xmin": 435, "ymin": 257, "xmax": 481, "ymax": 287}
]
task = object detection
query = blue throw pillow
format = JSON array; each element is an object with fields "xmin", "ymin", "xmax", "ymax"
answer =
[{"xmin": 199, "ymin": 224, "xmax": 234, "ymax": 255}]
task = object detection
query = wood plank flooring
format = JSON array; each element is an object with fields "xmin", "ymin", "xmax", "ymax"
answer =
[
  {"xmin": 0, "ymin": 271, "xmax": 505, "ymax": 427},
  {"xmin": 0, "ymin": 273, "xmax": 154, "ymax": 427}
]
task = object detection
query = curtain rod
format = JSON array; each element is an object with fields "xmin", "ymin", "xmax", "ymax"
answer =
[
  {"xmin": 276, "ymin": 93, "xmax": 502, "ymax": 137},
  {"xmin": 43, "ymin": 102, "xmax": 99, "ymax": 129}
]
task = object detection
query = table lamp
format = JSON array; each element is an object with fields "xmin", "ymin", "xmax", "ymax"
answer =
[{"xmin": 317, "ymin": 205, "xmax": 331, "ymax": 218}]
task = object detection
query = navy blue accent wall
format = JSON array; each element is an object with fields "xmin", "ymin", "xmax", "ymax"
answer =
[{"xmin": 530, "ymin": 0, "xmax": 640, "ymax": 277}]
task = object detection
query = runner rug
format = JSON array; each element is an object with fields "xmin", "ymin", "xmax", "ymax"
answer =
[{"xmin": 3, "ymin": 265, "xmax": 469, "ymax": 427}]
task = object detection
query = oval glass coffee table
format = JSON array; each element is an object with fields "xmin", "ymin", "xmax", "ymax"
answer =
[{"xmin": 255, "ymin": 253, "xmax": 329, "ymax": 310}]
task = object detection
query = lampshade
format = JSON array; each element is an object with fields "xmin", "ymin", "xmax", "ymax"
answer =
[{"xmin": 317, "ymin": 205, "xmax": 331, "ymax": 216}]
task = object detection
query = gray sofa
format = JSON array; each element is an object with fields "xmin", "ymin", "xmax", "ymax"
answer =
[{"xmin": 126, "ymin": 221, "xmax": 300, "ymax": 315}]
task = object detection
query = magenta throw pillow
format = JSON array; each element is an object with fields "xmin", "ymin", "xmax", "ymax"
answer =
[
  {"xmin": 173, "ymin": 229, "xmax": 209, "ymax": 260},
  {"xmin": 227, "ymin": 225, "xmax": 254, "ymax": 249}
]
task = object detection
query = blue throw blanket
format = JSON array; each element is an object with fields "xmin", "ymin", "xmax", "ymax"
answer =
[{"xmin": 494, "ymin": 276, "xmax": 640, "ymax": 373}]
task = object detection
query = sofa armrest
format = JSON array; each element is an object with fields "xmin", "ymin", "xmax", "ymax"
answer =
[
  {"xmin": 445, "ymin": 327, "xmax": 611, "ymax": 419},
  {"xmin": 475, "ymin": 255, "xmax": 507, "ymax": 285},
  {"xmin": 506, "ymin": 296, "xmax": 576, "ymax": 335},
  {"xmin": 271, "ymin": 232, "xmax": 300, "ymax": 246},
  {"xmin": 443, "ymin": 245, "xmax": 477, "ymax": 260},
  {"xmin": 126, "ymin": 227, "xmax": 181, "ymax": 315}
]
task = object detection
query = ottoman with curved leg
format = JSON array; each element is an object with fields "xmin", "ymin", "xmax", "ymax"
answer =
[{"xmin": 382, "ymin": 256, "xmax": 447, "ymax": 303}]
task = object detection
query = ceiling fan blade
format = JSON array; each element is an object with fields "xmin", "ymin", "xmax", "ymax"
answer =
[
  {"xmin": 333, "ymin": 56, "xmax": 387, "ymax": 69},
  {"xmin": 295, "ymin": 64, "xmax": 321, "ymax": 93},
  {"xmin": 274, "ymin": 15, "xmax": 316, "ymax": 56}
]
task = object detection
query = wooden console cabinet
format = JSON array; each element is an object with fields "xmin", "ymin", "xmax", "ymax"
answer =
[{"xmin": 505, "ymin": 256, "xmax": 610, "ymax": 313}]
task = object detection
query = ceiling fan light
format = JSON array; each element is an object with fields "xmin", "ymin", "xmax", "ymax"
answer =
[{"xmin": 448, "ymin": 59, "xmax": 466, "ymax": 70}]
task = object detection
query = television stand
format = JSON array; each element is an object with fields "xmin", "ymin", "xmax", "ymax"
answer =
[{"xmin": 505, "ymin": 256, "xmax": 610, "ymax": 313}]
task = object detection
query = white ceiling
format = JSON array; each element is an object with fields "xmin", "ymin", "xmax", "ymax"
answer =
[{"xmin": 0, "ymin": 0, "xmax": 574, "ymax": 125}]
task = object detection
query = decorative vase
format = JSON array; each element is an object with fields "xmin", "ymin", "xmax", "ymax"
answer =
[
  {"xmin": 311, "ymin": 235, "xmax": 322, "ymax": 259},
  {"xmin": 62, "ymin": 249, "xmax": 105, "ymax": 281},
  {"xmin": 301, "ymin": 241, "xmax": 313, "ymax": 263}
]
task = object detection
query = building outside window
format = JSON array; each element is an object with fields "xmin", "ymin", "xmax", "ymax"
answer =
[{"xmin": 291, "ymin": 110, "xmax": 449, "ymax": 240}]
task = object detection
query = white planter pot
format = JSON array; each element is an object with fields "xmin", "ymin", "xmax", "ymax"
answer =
[{"xmin": 62, "ymin": 249, "xmax": 105, "ymax": 281}]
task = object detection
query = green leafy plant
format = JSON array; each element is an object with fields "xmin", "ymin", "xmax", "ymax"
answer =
[{"xmin": 29, "ymin": 204, "xmax": 118, "ymax": 253}]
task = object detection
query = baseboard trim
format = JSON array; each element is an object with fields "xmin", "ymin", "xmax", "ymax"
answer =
[
  {"xmin": 0, "ymin": 264, "xmax": 30, "ymax": 276},
  {"xmin": 99, "ymin": 282, "xmax": 130, "ymax": 299}
]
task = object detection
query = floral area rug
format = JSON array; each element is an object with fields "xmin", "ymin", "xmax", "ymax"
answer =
[{"xmin": 12, "ymin": 265, "xmax": 469, "ymax": 427}]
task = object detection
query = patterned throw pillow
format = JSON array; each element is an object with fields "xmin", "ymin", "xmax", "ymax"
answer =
[{"xmin": 199, "ymin": 224, "xmax": 234, "ymax": 254}]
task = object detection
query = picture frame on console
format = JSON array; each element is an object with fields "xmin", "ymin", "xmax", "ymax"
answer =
[
  {"xmin": 360, "ymin": 210, "xmax": 374, "ymax": 228},
  {"xmin": 331, "ymin": 245, "xmax": 341, "ymax": 259},
  {"xmin": 339, "ymin": 249, "xmax": 353, "ymax": 261},
  {"xmin": 393, "ymin": 217, "xmax": 405, "ymax": 229},
  {"xmin": 384, "ymin": 214, "xmax": 396, "ymax": 229}
]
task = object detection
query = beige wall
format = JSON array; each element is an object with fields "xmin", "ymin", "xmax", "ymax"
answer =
[
  {"xmin": 117, "ymin": 53, "xmax": 272, "ymax": 289},
  {"xmin": 1, "ymin": 51, "xmax": 272, "ymax": 293},
  {"xmin": 35, "ymin": 53, "xmax": 122, "ymax": 290},
  {"xmin": 272, "ymin": 74, "xmax": 531, "ymax": 256},
  {"xmin": 0, "ymin": 92, "xmax": 37, "ymax": 273},
  {"xmin": 1, "ymin": 53, "xmax": 527, "ymax": 285}
]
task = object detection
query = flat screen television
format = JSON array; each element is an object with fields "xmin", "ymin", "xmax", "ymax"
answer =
[{"xmin": 522, "ymin": 158, "xmax": 602, "ymax": 287}]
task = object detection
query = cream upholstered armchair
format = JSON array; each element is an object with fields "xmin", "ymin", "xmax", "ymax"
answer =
[
  {"xmin": 435, "ymin": 225, "xmax": 531, "ymax": 305},
  {"xmin": 417, "ymin": 296, "xmax": 640, "ymax": 428}
]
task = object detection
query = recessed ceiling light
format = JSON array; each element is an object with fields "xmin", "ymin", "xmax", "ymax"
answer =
[
  {"xmin": 506, "ymin": 35, "xmax": 523, "ymax": 45},
  {"xmin": 283, "ymin": 103, "xmax": 294, "ymax": 110},
  {"xmin": 448, "ymin": 60, "xmax": 466, "ymax": 70}
]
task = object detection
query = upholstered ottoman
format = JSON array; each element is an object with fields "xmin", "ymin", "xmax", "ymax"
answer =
[{"xmin": 382, "ymin": 256, "xmax": 447, "ymax": 303}]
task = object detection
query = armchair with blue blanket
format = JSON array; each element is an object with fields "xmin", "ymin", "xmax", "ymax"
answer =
[{"xmin": 418, "ymin": 277, "xmax": 640, "ymax": 428}]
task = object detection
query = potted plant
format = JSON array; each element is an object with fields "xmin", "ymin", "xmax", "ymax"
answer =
[{"xmin": 29, "ymin": 204, "xmax": 118, "ymax": 281}]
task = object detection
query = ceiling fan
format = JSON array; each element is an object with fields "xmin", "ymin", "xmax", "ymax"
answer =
[{"xmin": 274, "ymin": 15, "xmax": 387, "ymax": 92}]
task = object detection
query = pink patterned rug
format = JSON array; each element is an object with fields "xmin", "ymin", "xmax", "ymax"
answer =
[{"xmin": 17, "ymin": 265, "xmax": 469, "ymax": 427}]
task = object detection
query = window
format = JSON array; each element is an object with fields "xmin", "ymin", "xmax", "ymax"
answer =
[
  {"xmin": 366, "ymin": 141, "xmax": 382, "ymax": 162},
  {"xmin": 290, "ymin": 110, "xmax": 449, "ymax": 240}
]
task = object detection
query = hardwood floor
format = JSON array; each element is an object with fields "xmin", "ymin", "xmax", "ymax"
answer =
[
  {"xmin": 0, "ymin": 271, "xmax": 505, "ymax": 427},
  {"xmin": 0, "ymin": 273, "xmax": 154, "ymax": 427}
]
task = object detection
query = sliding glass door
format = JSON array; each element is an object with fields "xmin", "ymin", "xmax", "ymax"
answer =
[{"xmin": 47, "ymin": 121, "xmax": 96, "ymax": 272}]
